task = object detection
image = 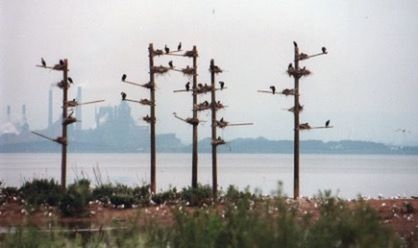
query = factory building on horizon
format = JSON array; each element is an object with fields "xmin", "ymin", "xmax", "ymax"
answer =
[{"xmin": 0, "ymin": 87, "xmax": 182, "ymax": 152}]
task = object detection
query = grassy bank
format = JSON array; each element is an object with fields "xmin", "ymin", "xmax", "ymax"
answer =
[{"xmin": 0, "ymin": 179, "xmax": 414, "ymax": 247}]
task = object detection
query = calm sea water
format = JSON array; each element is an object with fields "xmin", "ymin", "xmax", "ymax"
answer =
[{"xmin": 1, "ymin": 153, "xmax": 417, "ymax": 198}]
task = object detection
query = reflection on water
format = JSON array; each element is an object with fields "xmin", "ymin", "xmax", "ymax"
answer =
[{"xmin": 1, "ymin": 153, "xmax": 418, "ymax": 198}]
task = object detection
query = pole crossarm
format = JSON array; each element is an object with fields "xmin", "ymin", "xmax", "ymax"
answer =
[
  {"xmin": 36, "ymin": 64, "xmax": 69, "ymax": 72},
  {"xmin": 172, "ymin": 112, "xmax": 202, "ymax": 126},
  {"xmin": 65, "ymin": 99, "xmax": 104, "ymax": 107},
  {"xmin": 257, "ymin": 89, "xmax": 297, "ymax": 96},
  {"xmin": 31, "ymin": 131, "xmax": 65, "ymax": 144},
  {"xmin": 122, "ymin": 80, "xmax": 152, "ymax": 89}
]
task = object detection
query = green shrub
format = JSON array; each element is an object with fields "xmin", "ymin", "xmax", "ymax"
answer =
[
  {"xmin": 110, "ymin": 194, "xmax": 136, "ymax": 208},
  {"xmin": 2, "ymin": 186, "xmax": 19, "ymax": 198},
  {"xmin": 92, "ymin": 183, "xmax": 114, "ymax": 203},
  {"xmin": 223, "ymin": 185, "xmax": 255, "ymax": 204},
  {"xmin": 59, "ymin": 179, "xmax": 92, "ymax": 217},
  {"xmin": 151, "ymin": 187, "xmax": 179, "ymax": 205},
  {"xmin": 180, "ymin": 184, "xmax": 212, "ymax": 206},
  {"xmin": 133, "ymin": 184, "xmax": 150, "ymax": 205},
  {"xmin": 19, "ymin": 179, "xmax": 62, "ymax": 206},
  {"xmin": 92, "ymin": 184, "xmax": 144, "ymax": 208},
  {"xmin": 306, "ymin": 191, "xmax": 402, "ymax": 248}
]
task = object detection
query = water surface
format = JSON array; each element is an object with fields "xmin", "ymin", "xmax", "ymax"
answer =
[{"xmin": 1, "ymin": 153, "xmax": 417, "ymax": 198}]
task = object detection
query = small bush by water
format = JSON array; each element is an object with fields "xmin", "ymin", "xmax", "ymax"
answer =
[{"xmin": 19, "ymin": 179, "xmax": 62, "ymax": 207}]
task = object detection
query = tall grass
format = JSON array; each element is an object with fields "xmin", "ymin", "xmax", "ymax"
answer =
[
  {"xmin": 0, "ymin": 180, "xmax": 404, "ymax": 247},
  {"xmin": 145, "ymin": 190, "xmax": 402, "ymax": 248}
]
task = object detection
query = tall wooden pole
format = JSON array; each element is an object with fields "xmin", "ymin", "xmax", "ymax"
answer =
[
  {"xmin": 148, "ymin": 44, "xmax": 157, "ymax": 193},
  {"xmin": 61, "ymin": 59, "xmax": 68, "ymax": 190},
  {"xmin": 293, "ymin": 45, "xmax": 300, "ymax": 199},
  {"xmin": 210, "ymin": 59, "xmax": 217, "ymax": 197},
  {"xmin": 191, "ymin": 46, "xmax": 198, "ymax": 189}
]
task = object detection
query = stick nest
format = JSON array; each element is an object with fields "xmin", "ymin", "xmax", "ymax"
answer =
[
  {"xmin": 152, "ymin": 66, "xmax": 169, "ymax": 74},
  {"xmin": 299, "ymin": 53, "xmax": 309, "ymax": 60},
  {"xmin": 287, "ymin": 67, "xmax": 311, "ymax": 77},
  {"xmin": 195, "ymin": 102, "xmax": 211, "ymax": 111},
  {"xmin": 210, "ymin": 65, "xmax": 223, "ymax": 74},
  {"xmin": 183, "ymin": 50, "xmax": 197, "ymax": 57},
  {"xmin": 196, "ymin": 84, "xmax": 212, "ymax": 94},
  {"xmin": 153, "ymin": 49, "xmax": 164, "ymax": 56},
  {"xmin": 182, "ymin": 66, "xmax": 196, "ymax": 75},
  {"xmin": 186, "ymin": 117, "xmax": 199, "ymax": 125},
  {"xmin": 281, "ymin": 88, "xmax": 295, "ymax": 96},
  {"xmin": 140, "ymin": 99, "xmax": 152, "ymax": 106},
  {"xmin": 299, "ymin": 123, "xmax": 311, "ymax": 130}
]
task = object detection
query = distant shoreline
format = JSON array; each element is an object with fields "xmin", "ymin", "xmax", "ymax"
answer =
[{"xmin": 1, "ymin": 138, "xmax": 418, "ymax": 155}]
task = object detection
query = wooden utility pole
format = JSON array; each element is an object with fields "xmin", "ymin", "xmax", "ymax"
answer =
[
  {"xmin": 208, "ymin": 59, "xmax": 252, "ymax": 197},
  {"xmin": 191, "ymin": 46, "xmax": 199, "ymax": 188},
  {"xmin": 210, "ymin": 59, "xmax": 218, "ymax": 197},
  {"xmin": 61, "ymin": 59, "xmax": 69, "ymax": 190},
  {"xmin": 148, "ymin": 43, "xmax": 157, "ymax": 193},
  {"xmin": 258, "ymin": 42, "xmax": 329, "ymax": 199},
  {"xmin": 34, "ymin": 58, "xmax": 103, "ymax": 190},
  {"xmin": 123, "ymin": 43, "xmax": 196, "ymax": 192},
  {"xmin": 293, "ymin": 44, "xmax": 300, "ymax": 199}
]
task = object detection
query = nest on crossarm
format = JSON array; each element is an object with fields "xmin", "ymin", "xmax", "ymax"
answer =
[
  {"xmin": 152, "ymin": 66, "xmax": 169, "ymax": 74},
  {"xmin": 281, "ymin": 88, "xmax": 295, "ymax": 96},
  {"xmin": 287, "ymin": 67, "xmax": 311, "ymax": 77},
  {"xmin": 152, "ymin": 49, "xmax": 164, "ymax": 56},
  {"xmin": 182, "ymin": 66, "xmax": 196, "ymax": 75},
  {"xmin": 183, "ymin": 50, "xmax": 197, "ymax": 57}
]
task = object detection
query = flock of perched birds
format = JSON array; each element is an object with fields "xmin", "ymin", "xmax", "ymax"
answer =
[{"xmin": 42, "ymin": 41, "xmax": 332, "ymax": 129}]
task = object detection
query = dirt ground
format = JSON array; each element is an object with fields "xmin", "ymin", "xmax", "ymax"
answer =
[{"xmin": 1, "ymin": 197, "xmax": 417, "ymax": 243}]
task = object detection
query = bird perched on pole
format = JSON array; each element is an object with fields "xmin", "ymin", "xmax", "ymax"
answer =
[
  {"xmin": 185, "ymin": 82, "xmax": 190, "ymax": 91},
  {"xmin": 322, "ymin": 47, "xmax": 327, "ymax": 54},
  {"xmin": 177, "ymin": 42, "xmax": 182, "ymax": 51},
  {"xmin": 121, "ymin": 92, "xmax": 127, "ymax": 101},
  {"xmin": 59, "ymin": 59, "xmax": 64, "ymax": 66},
  {"xmin": 68, "ymin": 77, "xmax": 73, "ymax": 84},
  {"xmin": 41, "ymin": 58, "xmax": 46, "ymax": 67},
  {"xmin": 293, "ymin": 41, "xmax": 298, "ymax": 48},
  {"xmin": 164, "ymin": 45, "xmax": 170, "ymax": 54},
  {"xmin": 270, "ymin": 85, "xmax": 276, "ymax": 94},
  {"xmin": 168, "ymin": 61, "xmax": 174, "ymax": 69},
  {"xmin": 219, "ymin": 81, "xmax": 225, "ymax": 90},
  {"xmin": 122, "ymin": 74, "xmax": 127, "ymax": 81},
  {"xmin": 325, "ymin": 120, "xmax": 330, "ymax": 127}
]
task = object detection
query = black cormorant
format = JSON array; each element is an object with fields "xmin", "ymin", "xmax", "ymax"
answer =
[
  {"xmin": 122, "ymin": 74, "xmax": 127, "ymax": 81},
  {"xmin": 164, "ymin": 45, "xmax": 170, "ymax": 54},
  {"xmin": 168, "ymin": 60, "xmax": 173, "ymax": 69},
  {"xmin": 177, "ymin": 42, "xmax": 182, "ymax": 51},
  {"xmin": 121, "ymin": 92, "xmax": 127, "ymax": 100},
  {"xmin": 219, "ymin": 81, "xmax": 225, "ymax": 89},
  {"xmin": 325, "ymin": 120, "xmax": 330, "ymax": 127},
  {"xmin": 185, "ymin": 82, "xmax": 190, "ymax": 91},
  {"xmin": 270, "ymin": 85, "xmax": 276, "ymax": 94},
  {"xmin": 41, "ymin": 58, "xmax": 46, "ymax": 67}
]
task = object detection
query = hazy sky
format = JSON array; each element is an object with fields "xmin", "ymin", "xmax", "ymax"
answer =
[{"xmin": 1, "ymin": 0, "xmax": 418, "ymax": 145}]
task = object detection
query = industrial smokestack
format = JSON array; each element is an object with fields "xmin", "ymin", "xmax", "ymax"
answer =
[
  {"xmin": 75, "ymin": 86, "xmax": 82, "ymax": 130},
  {"xmin": 7, "ymin": 105, "xmax": 11, "ymax": 121},
  {"xmin": 48, "ymin": 89, "xmax": 53, "ymax": 127},
  {"xmin": 22, "ymin": 104, "xmax": 27, "ymax": 123}
]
